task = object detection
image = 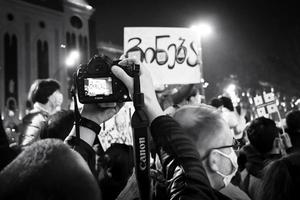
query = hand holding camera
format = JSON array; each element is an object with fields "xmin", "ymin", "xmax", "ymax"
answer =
[
  {"xmin": 111, "ymin": 58, "xmax": 164, "ymax": 122},
  {"xmin": 76, "ymin": 55, "xmax": 134, "ymax": 104},
  {"xmin": 75, "ymin": 55, "xmax": 163, "ymax": 124}
]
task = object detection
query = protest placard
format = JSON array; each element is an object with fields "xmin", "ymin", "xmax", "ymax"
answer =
[
  {"xmin": 98, "ymin": 102, "xmax": 134, "ymax": 150},
  {"xmin": 252, "ymin": 92, "xmax": 284, "ymax": 127},
  {"xmin": 124, "ymin": 27, "xmax": 202, "ymax": 87}
]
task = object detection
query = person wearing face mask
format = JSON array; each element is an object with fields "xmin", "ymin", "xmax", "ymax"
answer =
[
  {"xmin": 171, "ymin": 105, "xmax": 251, "ymax": 200},
  {"xmin": 110, "ymin": 59, "xmax": 247, "ymax": 200},
  {"xmin": 64, "ymin": 57, "xmax": 238, "ymax": 200},
  {"xmin": 19, "ymin": 79, "xmax": 63, "ymax": 148}
]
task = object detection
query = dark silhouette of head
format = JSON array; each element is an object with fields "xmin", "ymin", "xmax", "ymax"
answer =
[
  {"xmin": 210, "ymin": 97, "xmax": 223, "ymax": 109},
  {"xmin": 246, "ymin": 117, "xmax": 278, "ymax": 154},
  {"xmin": 40, "ymin": 110, "xmax": 75, "ymax": 141},
  {"xmin": 260, "ymin": 152, "xmax": 300, "ymax": 200},
  {"xmin": 98, "ymin": 143, "xmax": 134, "ymax": 200},
  {"xmin": 28, "ymin": 79, "xmax": 60, "ymax": 104},
  {"xmin": 219, "ymin": 96, "xmax": 234, "ymax": 111},
  {"xmin": 0, "ymin": 139, "xmax": 101, "ymax": 200},
  {"xmin": 286, "ymin": 110, "xmax": 300, "ymax": 150}
]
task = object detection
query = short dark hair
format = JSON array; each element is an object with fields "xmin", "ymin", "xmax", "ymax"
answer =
[
  {"xmin": 101, "ymin": 143, "xmax": 134, "ymax": 182},
  {"xmin": 99, "ymin": 143, "xmax": 134, "ymax": 200},
  {"xmin": 210, "ymin": 97, "xmax": 223, "ymax": 108},
  {"xmin": 286, "ymin": 110, "xmax": 300, "ymax": 133},
  {"xmin": 29, "ymin": 79, "xmax": 60, "ymax": 104},
  {"xmin": 286, "ymin": 110, "xmax": 300, "ymax": 149},
  {"xmin": 40, "ymin": 110, "xmax": 75, "ymax": 141},
  {"xmin": 219, "ymin": 96, "xmax": 234, "ymax": 111},
  {"xmin": 246, "ymin": 117, "xmax": 278, "ymax": 154},
  {"xmin": 0, "ymin": 139, "xmax": 101, "ymax": 200}
]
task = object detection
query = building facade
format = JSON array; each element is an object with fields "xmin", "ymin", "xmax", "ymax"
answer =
[{"xmin": 0, "ymin": 0, "xmax": 94, "ymax": 120}]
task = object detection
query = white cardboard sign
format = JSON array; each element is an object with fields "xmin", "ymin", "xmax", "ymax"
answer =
[{"xmin": 124, "ymin": 27, "xmax": 201, "ymax": 86}]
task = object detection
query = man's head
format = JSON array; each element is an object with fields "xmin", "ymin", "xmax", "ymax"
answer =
[
  {"xmin": 246, "ymin": 117, "xmax": 279, "ymax": 154},
  {"xmin": 210, "ymin": 97, "xmax": 223, "ymax": 109},
  {"xmin": 0, "ymin": 139, "xmax": 101, "ymax": 200},
  {"xmin": 286, "ymin": 110, "xmax": 300, "ymax": 149},
  {"xmin": 98, "ymin": 143, "xmax": 134, "ymax": 200},
  {"xmin": 40, "ymin": 110, "xmax": 75, "ymax": 141},
  {"xmin": 219, "ymin": 96, "xmax": 234, "ymax": 111},
  {"xmin": 173, "ymin": 104, "xmax": 238, "ymax": 190},
  {"xmin": 28, "ymin": 79, "xmax": 63, "ymax": 113}
]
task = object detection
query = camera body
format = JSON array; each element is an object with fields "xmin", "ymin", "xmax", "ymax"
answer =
[{"xmin": 75, "ymin": 55, "xmax": 134, "ymax": 104}]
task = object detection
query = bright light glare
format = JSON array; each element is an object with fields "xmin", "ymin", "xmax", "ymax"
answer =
[
  {"xmin": 86, "ymin": 5, "xmax": 93, "ymax": 10},
  {"xmin": 225, "ymin": 84, "xmax": 236, "ymax": 94},
  {"xmin": 225, "ymin": 84, "xmax": 240, "ymax": 106},
  {"xmin": 191, "ymin": 23, "xmax": 213, "ymax": 37},
  {"xmin": 65, "ymin": 50, "xmax": 80, "ymax": 67}
]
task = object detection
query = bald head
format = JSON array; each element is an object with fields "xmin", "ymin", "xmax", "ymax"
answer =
[{"xmin": 173, "ymin": 104, "xmax": 231, "ymax": 156}]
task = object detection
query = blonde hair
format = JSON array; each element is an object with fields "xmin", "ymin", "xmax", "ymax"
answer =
[{"xmin": 173, "ymin": 104, "xmax": 226, "ymax": 155}]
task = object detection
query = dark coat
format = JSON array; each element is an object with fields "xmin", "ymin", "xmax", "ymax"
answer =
[
  {"xmin": 238, "ymin": 144, "xmax": 281, "ymax": 200},
  {"xmin": 151, "ymin": 115, "xmax": 231, "ymax": 200}
]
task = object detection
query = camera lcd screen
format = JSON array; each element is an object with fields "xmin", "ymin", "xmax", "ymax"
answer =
[{"xmin": 84, "ymin": 77, "xmax": 113, "ymax": 96}]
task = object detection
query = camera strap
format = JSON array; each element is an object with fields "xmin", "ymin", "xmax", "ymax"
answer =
[
  {"xmin": 131, "ymin": 64, "xmax": 152, "ymax": 200},
  {"xmin": 71, "ymin": 88, "xmax": 81, "ymax": 139}
]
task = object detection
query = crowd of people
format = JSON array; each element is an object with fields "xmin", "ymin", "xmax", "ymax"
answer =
[{"xmin": 1, "ymin": 56, "xmax": 300, "ymax": 200}]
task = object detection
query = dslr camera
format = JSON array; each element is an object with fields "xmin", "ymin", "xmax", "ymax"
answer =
[{"xmin": 75, "ymin": 54, "xmax": 135, "ymax": 104}]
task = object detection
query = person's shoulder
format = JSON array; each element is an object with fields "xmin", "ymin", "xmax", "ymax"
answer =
[{"xmin": 22, "ymin": 111, "xmax": 48, "ymax": 125}]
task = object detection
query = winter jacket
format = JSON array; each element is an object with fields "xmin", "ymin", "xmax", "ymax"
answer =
[
  {"xmin": 151, "ymin": 115, "xmax": 231, "ymax": 200},
  {"xmin": 238, "ymin": 144, "xmax": 281, "ymax": 200},
  {"xmin": 19, "ymin": 111, "xmax": 48, "ymax": 148},
  {"xmin": 65, "ymin": 115, "xmax": 232, "ymax": 200}
]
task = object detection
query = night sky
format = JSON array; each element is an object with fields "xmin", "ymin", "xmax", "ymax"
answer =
[{"xmin": 88, "ymin": 0, "xmax": 300, "ymax": 99}]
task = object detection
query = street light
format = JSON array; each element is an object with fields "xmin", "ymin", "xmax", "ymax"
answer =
[
  {"xmin": 64, "ymin": 50, "xmax": 81, "ymax": 101},
  {"xmin": 191, "ymin": 23, "xmax": 213, "ymax": 38},
  {"xmin": 224, "ymin": 83, "xmax": 240, "ymax": 106},
  {"xmin": 190, "ymin": 22, "xmax": 213, "ymax": 103},
  {"xmin": 65, "ymin": 50, "xmax": 80, "ymax": 67}
]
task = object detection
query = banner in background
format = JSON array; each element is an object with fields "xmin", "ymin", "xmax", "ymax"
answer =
[
  {"xmin": 98, "ymin": 102, "xmax": 134, "ymax": 150},
  {"xmin": 252, "ymin": 92, "xmax": 282, "ymax": 125}
]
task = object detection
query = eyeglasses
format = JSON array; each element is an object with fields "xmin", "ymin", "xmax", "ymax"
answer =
[
  {"xmin": 201, "ymin": 139, "xmax": 242, "ymax": 160},
  {"xmin": 213, "ymin": 139, "xmax": 242, "ymax": 151}
]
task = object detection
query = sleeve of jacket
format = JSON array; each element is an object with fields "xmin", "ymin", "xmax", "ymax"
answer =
[
  {"xmin": 150, "ymin": 115, "xmax": 218, "ymax": 200},
  {"xmin": 19, "ymin": 112, "xmax": 47, "ymax": 147}
]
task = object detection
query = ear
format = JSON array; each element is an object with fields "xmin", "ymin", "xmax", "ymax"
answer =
[{"xmin": 208, "ymin": 150, "xmax": 220, "ymax": 172}]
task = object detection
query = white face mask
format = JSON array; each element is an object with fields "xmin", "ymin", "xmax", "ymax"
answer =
[{"xmin": 213, "ymin": 148, "xmax": 238, "ymax": 187}]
